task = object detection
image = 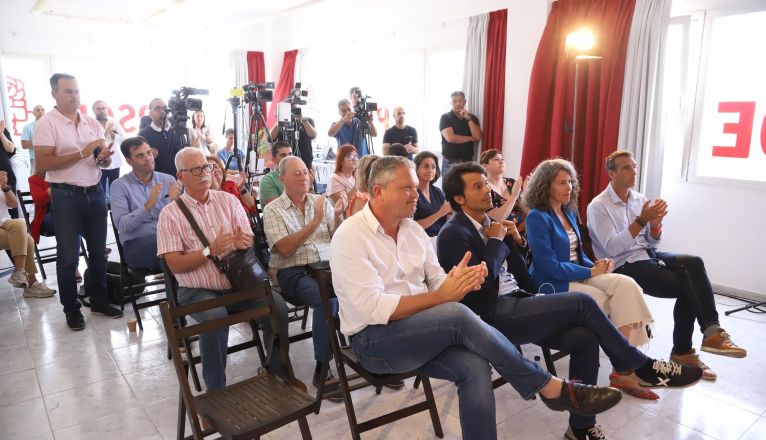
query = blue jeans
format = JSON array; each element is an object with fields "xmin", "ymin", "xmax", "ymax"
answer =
[
  {"xmin": 100, "ymin": 168, "xmax": 120, "ymax": 204},
  {"xmin": 277, "ymin": 266, "xmax": 338, "ymax": 363},
  {"xmin": 350, "ymin": 302, "xmax": 551, "ymax": 440},
  {"xmin": 51, "ymin": 184, "xmax": 108, "ymax": 314},
  {"xmin": 492, "ymin": 292, "xmax": 648, "ymax": 429},
  {"xmin": 440, "ymin": 157, "xmax": 465, "ymax": 177},
  {"xmin": 123, "ymin": 236, "xmax": 161, "ymax": 271},
  {"xmin": 177, "ymin": 286, "xmax": 290, "ymax": 391},
  {"xmin": 615, "ymin": 252, "xmax": 720, "ymax": 355}
]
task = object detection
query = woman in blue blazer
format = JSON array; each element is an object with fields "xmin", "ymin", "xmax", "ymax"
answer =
[{"xmin": 524, "ymin": 159, "xmax": 658, "ymax": 399}]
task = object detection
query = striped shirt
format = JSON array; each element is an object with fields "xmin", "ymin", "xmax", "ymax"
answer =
[
  {"xmin": 157, "ymin": 190, "xmax": 250, "ymax": 290},
  {"xmin": 263, "ymin": 191, "xmax": 335, "ymax": 270}
]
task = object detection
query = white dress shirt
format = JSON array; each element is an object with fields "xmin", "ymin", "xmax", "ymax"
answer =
[
  {"xmin": 329, "ymin": 203, "xmax": 448, "ymax": 336},
  {"xmin": 587, "ymin": 183, "xmax": 662, "ymax": 269},
  {"xmin": 465, "ymin": 214, "xmax": 520, "ymax": 296}
]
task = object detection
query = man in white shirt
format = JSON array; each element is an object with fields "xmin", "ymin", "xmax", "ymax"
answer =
[
  {"xmin": 330, "ymin": 156, "xmax": 622, "ymax": 440},
  {"xmin": 588, "ymin": 150, "xmax": 746, "ymax": 382},
  {"xmin": 92, "ymin": 100, "xmax": 125, "ymax": 204}
]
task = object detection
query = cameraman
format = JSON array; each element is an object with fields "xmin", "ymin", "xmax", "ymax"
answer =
[
  {"xmin": 269, "ymin": 102, "xmax": 316, "ymax": 170},
  {"xmin": 327, "ymin": 98, "xmax": 377, "ymax": 157},
  {"xmin": 138, "ymin": 97, "xmax": 199, "ymax": 175},
  {"xmin": 382, "ymin": 106, "xmax": 419, "ymax": 158}
]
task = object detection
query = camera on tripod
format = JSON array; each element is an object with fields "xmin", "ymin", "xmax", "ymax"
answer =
[
  {"xmin": 167, "ymin": 86, "xmax": 208, "ymax": 130},
  {"xmin": 352, "ymin": 88, "xmax": 377, "ymax": 123},
  {"xmin": 242, "ymin": 82, "xmax": 275, "ymax": 104},
  {"xmin": 284, "ymin": 82, "xmax": 308, "ymax": 107},
  {"xmin": 277, "ymin": 83, "xmax": 310, "ymax": 128}
]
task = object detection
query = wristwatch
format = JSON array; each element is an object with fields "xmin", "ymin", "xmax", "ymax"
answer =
[
  {"xmin": 1, "ymin": 185, "xmax": 10, "ymax": 193},
  {"xmin": 202, "ymin": 246, "xmax": 212, "ymax": 258}
]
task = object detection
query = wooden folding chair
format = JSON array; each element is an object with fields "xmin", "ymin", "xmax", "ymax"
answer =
[
  {"xmin": 109, "ymin": 212, "xmax": 166, "ymax": 331},
  {"xmin": 310, "ymin": 264, "xmax": 444, "ymax": 440},
  {"xmin": 159, "ymin": 285, "xmax": 316, "ymax": 439}
]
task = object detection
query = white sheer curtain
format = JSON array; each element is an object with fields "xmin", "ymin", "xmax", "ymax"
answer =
[
  {"xmin": 229, "ymin": 50, "xmax": 249, "ymax": 153},
  {"xmin": 463, "ymin": 13, "xmax": 488, "ymax": 160},
  {"xmin": 617, "ymin": 0, "xmax": 672, "ymax": 195}
]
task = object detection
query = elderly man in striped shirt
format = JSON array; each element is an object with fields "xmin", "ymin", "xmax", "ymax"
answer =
[{"xmin": 157, "ymin": 147, "xmax": 289, "ymax": 390}]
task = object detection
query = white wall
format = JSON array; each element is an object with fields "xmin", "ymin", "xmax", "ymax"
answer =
[
  {"xmin": 658, "ymin": 0, "xmax": 766, "ymax": 298},
  {"xmin": 265, "ymin": 0, "xmax": 549, "ymax": 177}
]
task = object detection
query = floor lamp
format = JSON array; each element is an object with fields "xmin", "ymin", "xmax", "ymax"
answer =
[{"xmin": 566, "ymin": 28, "xmax": 601, "ymax": 163}]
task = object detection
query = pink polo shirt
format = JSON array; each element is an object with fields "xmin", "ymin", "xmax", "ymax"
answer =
[
  {"xmin": 157, "ymin": 190, "xmax": 252, "ymax": 291},
  {"xmin": 32, "ymin": 107, "xmax": 104, "ymax": 187}
]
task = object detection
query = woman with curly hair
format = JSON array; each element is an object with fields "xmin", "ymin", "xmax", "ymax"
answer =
[{"xmin": 524, "ymin": 158, "xmax": 658, "ymax": 400}]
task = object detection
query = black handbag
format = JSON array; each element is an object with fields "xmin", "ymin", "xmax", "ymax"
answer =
[{"xmin": 175, "ymin": 198, "xmax": 268, "ymax": 290}]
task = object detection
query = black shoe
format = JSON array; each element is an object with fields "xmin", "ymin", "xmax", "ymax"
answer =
[
  {"xmin": 313, "ymin": 370, "xmax": 344, "ymax": 403},
  {"xmin": 635, "ymin": 359, "xmax": 703, "ymax": 388},
  {"xmin": 565, "ymin": 424, "xmax": 608, "ymax": 440},
  {"xmin": 66, "ymin": 311, "xmax": 85, "ymax": 331},
  {"xmin": 539, "ymin": 380, "xmax": 622, "ymax": 417},
  {"xmin": 384, "ymin": 379, "xmax": 405, "ymax": 390},
  {"xmin": 90, "ymin": 303, "xmax": 123, "ymax": 318}
]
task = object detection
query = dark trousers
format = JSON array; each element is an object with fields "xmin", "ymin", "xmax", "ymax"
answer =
[
  {"xmin": 100, "ymin": 168, "xmax": 120, "ymax": 204},
  {"xmin": 615, "ymin": 252, "xmax": 720, "ymax": 355},
  {"xmin": 492, "ymin": 292, "xmax": 648, "ymax": 430},
  {"xmin": 51, "ymin": 184, "xmax": 108, "ymax": 314},
  {"xmin": 123, "ymin": 236, "xmax": 161, "ymax": 271}
]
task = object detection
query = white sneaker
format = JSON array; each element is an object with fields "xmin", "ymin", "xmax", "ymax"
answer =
[
  {"xmin": 23, "ymin": 281, "xmax": 56, "ymax": 298},
  {"xmin": 8, "ymin": 270, "xmax": 29, "ymax": 288}
]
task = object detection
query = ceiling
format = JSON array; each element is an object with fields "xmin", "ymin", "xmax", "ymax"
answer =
[{"xmin": 26, "ymin": 0, "xmax": 323, "ymax": 32}]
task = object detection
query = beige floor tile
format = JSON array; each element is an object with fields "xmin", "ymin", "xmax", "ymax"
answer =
[
  {"xmin": 109, "ymin": 338, "xmax": 173, "ymax": 375},
  {"xmin": 35, "ymin": 350, "xmax": 121, "ymax": 395},
  {"xmin": 124, "ymin": 363, "xmax": 181, "ymax": 405},
  {"xmin": 0, "ymin": 397, "xmax": 52, "ymax": 440},
  {"xmin": 43, "ymin": 376, "xmax": 140, "ymax": 431},
  {"xmin": 53, "ymin": 406, "xmax": 162, "ymax": 440},
  {"xmin": 611, "ymin": 409, "xmax": 713, "ymax": 440},
  {"xmin": 0, "ymin": 369, "xmax": 41, "ymax": 408},
  {"xmin": 28, "ymin": 331, "xmax": 104, "ymax": 367},
  {"xmin": 739, "ymin": 416, "xmax": 766, "ymax": 440},
  {"xmin": 143, "ymin": 397, "xmax": 192, "ymax": 440},
  {"xmin": 0, "ymin": 346, "xmax": 35, "ymax": 375}
]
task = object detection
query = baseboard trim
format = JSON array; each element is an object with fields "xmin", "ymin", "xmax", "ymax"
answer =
[{"xmin": 712, "ymin": 283, "xmax": 766, "ymax": 302}]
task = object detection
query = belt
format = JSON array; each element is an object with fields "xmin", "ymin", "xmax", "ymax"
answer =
[{"xmin": 51, "ymin": 182, "xmax": 100, "ymax": 193}]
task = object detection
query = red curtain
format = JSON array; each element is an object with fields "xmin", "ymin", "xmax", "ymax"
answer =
[
  {"xmin": 267, "ymin": 50, "xmax": 298, "ymax": 127},
  {"xmin": 246, "ymin": 51, "xmax": 265, "ymax": 84},
  {"xmin": 482, "ymin": 9, "xmax": 507, "ymax": 152},
  {"xmin": 520, "ymin": 0, "xmax": 636, "ymax": 218}
]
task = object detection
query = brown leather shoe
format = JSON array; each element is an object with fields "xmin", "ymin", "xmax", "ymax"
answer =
[
  {"xmin": 609, "ymin": 371, "xmax": 659, "ymax": 400},
  {"xmin": 670, "ymin": 349, "xmax": 717, "ymax": 381},
  {"xmin": 701, "ymin": 329, "xmax": 747, "ymax": 358}
]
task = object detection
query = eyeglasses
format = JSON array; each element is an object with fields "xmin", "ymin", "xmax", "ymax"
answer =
[
  {"xmin": 345, "ymin": 154, "xmax": 358, "ymax": 160},
  {"xmin": 151, "ymin": 106, "xmax": 166, "ymax": 112},
  {"xmin": 179, "ymin": 163, "xmax": 213, "ymax": 176}
]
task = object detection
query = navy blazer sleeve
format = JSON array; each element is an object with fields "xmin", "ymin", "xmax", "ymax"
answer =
[
  {"xmin": 526, "ymin": 209, "xmax": 592, "ymax": 282},
  {"xmin": 437, "ymin": 221, "xmax": 508, "ymax": 289}
]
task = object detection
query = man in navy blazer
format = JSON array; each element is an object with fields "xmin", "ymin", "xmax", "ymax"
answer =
[{"xmin": 437, "ymin": 163, "xmax": 704, "ymax": 440}]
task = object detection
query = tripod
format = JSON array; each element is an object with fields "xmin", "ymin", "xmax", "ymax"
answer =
[
  {"xmin": 352, "ymin": 117, "xmax": 374, "ymax": 156},
  {"xmin": 279, "ymin": 117, "xmax": 305, "ymax": 162},
  {"xmin": 724, "ymin": 298, "xmax": 766, "ymax": 316}
]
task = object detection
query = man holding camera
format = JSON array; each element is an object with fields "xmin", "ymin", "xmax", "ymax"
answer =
[
  {"xmin": 382, "ymin": 106, "xmax": 419, "ymax": 158},
  {"xmin": 440, "ymin": 91, "xmax": 482, "ymax": 175},
  {"xmin": 269, "ymin": 102, "xmax": 316, "ymax": 170},
  {"xmin": 328, "ymin": 96, "xmax": 377, "ymax": 158},
  {"xmin": 138, "ymin": 97, "xmax": 198, "ymax": 176},
  {"xmin": 34, "ymin": 73, "xmax": 122, "ymax": 330}
]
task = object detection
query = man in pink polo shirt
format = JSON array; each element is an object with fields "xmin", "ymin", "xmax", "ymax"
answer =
[
  {"xmin": 33, "ymin": 73, "xmax": 122, "ymax": 330},
  {"xmin": 158, "ymin": 147, "xmax": 290, "ymax": 390}
]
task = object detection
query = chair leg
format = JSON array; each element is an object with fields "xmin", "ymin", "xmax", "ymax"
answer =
[
  {"xmin": 420, "ymin": 376, "xmax": 444, "ymax": 438},
  {"xmin": 177, "ymin": 388, "xmax": 186, "ymax": 440},
  {"xmin": 314, "ymin": 359, "xmax": 331, "ymax": 414},
  {"xmin": 130, "ymin": 284, "xmax": 144, "ymax": 331},
  {"xmin": 335, "ymin": 360, "xmax": 362, "ymax": 440},
  {"xmin": 297, "ymin": 416, "xmax": 312, "ymax": 440},
  {"xmin": 413, "ymin": 376, "xmax": 422, "ymax": 389},
  {"xmin": 184, "ymin": 338, "xmax": 203, "ymax": 393},
  {"xmin": 542, "ymin": 348, "xmax": 558, "ymax": 376},
  {"xmin": 300, "ymin": 304, "xmax": 309, "ymax": 330},
  {"xmin": 34, "ymin": 244, "xmax": 46, "ymax": 279},
  {"xmin": 250, "ymin": 321, "xmax": 267, "ymax": 367}
]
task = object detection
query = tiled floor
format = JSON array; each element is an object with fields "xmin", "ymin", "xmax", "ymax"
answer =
[{"xmin": 1, "ymin": 252, "xmax": 765, "ymax": 439}]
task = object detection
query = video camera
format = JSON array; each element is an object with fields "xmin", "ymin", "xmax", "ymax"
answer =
[
  {"xmin": 167, "ymin": 86, "xmax": 208, "ymax": 130},
  {"xmin": 352, "ymin": 88, "xmax": 377, "ymax": 123},
  {"xmin": 242, "ymin": 82, "xmax": 275, "ymax": 104},
  {"xmin": 284, "ymin": 82, "xmax": 308, "ymax": 107}
]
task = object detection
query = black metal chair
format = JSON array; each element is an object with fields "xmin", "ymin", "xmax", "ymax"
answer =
[
  {"xmin": 17, "ymin": 190, "xmax": 89, "ymax": 279},
  {"xmin": 108, "ymin": 211, "xmax": 167, "ymax": 331},
  {"xmin": 159, "ymin": 284, "xmax": 316, "ymax": 440},
  {"xmin": 310, "ymin": 264, "xmax": 444, "ymax": 440}
]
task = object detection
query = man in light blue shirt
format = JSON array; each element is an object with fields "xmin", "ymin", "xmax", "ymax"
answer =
[
  {"xmin": 21, "ymin": 104, "xmax": 45, "ymax": 169},
  {"xmin": 587, "ymin": 150, "xmax": 746, "ymax": 382},
  {"xmin": 111, "ymin": 136, "xmax": 181, "ymax": 270}
]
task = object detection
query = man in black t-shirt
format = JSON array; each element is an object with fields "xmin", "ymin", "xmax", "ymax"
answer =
[
  {"xmin": 138, "ymin": 98, "xmax": 198, "ymax": 176},
  {"xmin": 269, "ymin": 105, "xmax": 316, "ymax": 169},
  {"xmin": 439, "ymin": 91, "xmax": 482, "ymax": 175},
  {"xmin": 382, "ymin": 106, "xmax": 419, "ymax": 159}
]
